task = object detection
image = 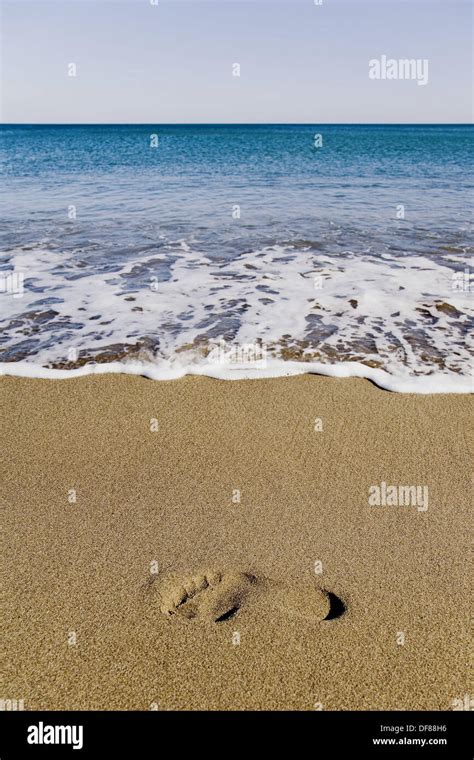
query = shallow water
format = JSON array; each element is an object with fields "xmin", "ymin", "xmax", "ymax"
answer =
[{"xmin": 1, "ymin": 124, "xmax": 473, "ymax": 390}]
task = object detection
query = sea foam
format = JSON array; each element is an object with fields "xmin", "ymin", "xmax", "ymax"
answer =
[
  {"xmin": 0, "ymin": 357, "xmax": 472, "ymax": 394},
  {"xmin": 0, "ymin": 242, "xmax": 472, "ymax": 393}
]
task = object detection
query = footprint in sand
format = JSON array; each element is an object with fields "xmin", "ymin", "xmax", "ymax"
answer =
[
  {"xmin": 156, "ymin": 569, "xmax": 345, "ymax": 624},
  {"xmin": 158, "ymin": 570, "xmax": 256, "ymax": 623}
]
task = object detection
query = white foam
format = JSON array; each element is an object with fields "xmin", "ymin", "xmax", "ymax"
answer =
[
  {"xmin": 0, "ymin": 357, "xmax": 472, "ymax": 394},
  {"xmin": 1, "ymin": 243, "xmax": 472, "ymax": 393}
]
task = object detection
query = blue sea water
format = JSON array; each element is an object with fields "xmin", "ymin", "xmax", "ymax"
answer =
[{"xmin": 0, "ymin": 124, "xmax": 473, "ymax": 388}]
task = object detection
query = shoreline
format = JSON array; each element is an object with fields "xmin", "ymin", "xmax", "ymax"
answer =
[
  {"xmin": 2, "ymin": 374, "xmax": 471, "ymax": 710},
  {"xmin": 0, "ymin": 358, "xmax": 472, "ymax": 393}
]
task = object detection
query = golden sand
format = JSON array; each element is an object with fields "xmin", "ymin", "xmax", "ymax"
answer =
[{"xmin": 1, "ymin": 374, "xmax": 471, "ymax": 710}]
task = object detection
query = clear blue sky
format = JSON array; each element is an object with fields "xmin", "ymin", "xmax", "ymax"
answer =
[{"xmin": 1, "ymin": 0, "xmax": 472, "ymax": 123}]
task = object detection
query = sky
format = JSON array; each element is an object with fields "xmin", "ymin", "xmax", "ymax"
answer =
[{"xmin": 1, "ymin": 0, "xmax": 472, "ymax": 124}]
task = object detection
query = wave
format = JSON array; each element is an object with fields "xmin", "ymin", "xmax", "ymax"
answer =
[
  {"xmin": 1, "ymin": 242, "xmax": 472, "ymax": 392},
  {"xmin": 0, "ymin": 356, "xmax": 472, "ymax": 394}
]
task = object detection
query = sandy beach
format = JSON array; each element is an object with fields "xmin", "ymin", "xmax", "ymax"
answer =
[{"xmin": 1, "ymin": 374, "xmax": 471, "ymax": 711}]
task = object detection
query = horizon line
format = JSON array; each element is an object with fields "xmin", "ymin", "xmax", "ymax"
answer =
[{"xmin": 1, "ymin": 122, "xmax": 473, "ymax": 127}]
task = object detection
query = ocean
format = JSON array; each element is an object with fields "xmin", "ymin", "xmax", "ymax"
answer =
[{"xmin": 1, "ymin": 124, "xmax": 472, "ymax": 391}]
